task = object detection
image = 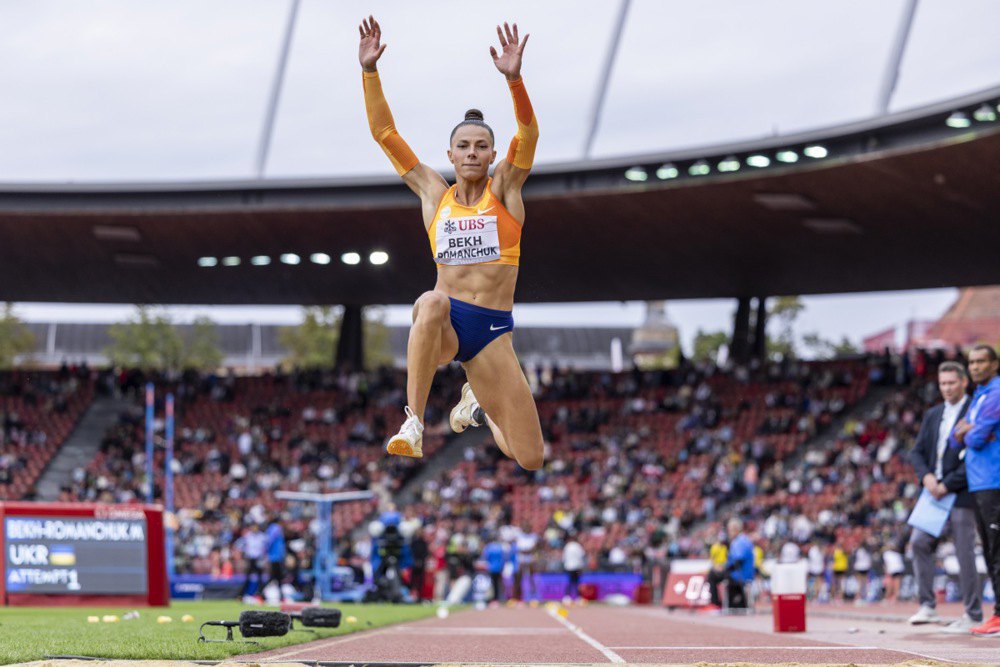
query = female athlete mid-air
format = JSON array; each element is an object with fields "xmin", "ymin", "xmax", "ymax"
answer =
[{"xmin": 358, "ymin": 15, "xmax": 543, "ymax": 470}]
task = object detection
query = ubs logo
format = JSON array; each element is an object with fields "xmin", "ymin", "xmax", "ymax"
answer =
[{"xmin": 444, "ymin": 220, "xmax": 457, "ymax": 234}]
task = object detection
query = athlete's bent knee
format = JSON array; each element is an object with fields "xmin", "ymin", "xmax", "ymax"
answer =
[
  {"xmin": 414, "ymin": 291, "xmax": 449, "ymax": 324},
  {"xmin": 517, "ymin": 448, "xmax": 544, "ymax": 471}
]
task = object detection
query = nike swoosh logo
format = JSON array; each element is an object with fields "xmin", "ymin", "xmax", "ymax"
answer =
[
  {"xmin": 490, "ymin": 324, "xmax": 509, "ymax": 331},
  {"xmin": 477, "ymin": 207, "xmax": 495, "ymax": 215}
]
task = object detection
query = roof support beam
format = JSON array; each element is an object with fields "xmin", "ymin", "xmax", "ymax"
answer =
[
  {"xmin": 876, "ymin": 0, "xmax": 919, "ymax": 115},
  {"xmin": 582, "ymin": 0, "xmax": 631, "ymax": 159},
  {"xmin": 731, "ymin": 296, "xmax": 752, "ymax": 365},
  {"xmin": 336, "ymin": 304, "xmax": 365, "ymax": 369},
  {"xmin": 255, "ymin": 0, "xmax": 301, "ymax": 178},
  {"xmin": 752, "ymin": 296, "xmax": 768, "ymax": 362}
]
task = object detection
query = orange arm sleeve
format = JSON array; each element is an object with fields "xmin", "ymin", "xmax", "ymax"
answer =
[
  {"xmin": 363, "ymin": 70, "xmax": 419, "ymax": 176},
  {"xmin": 505, "ymin": 77, "xmax": 539, "ymax": 170}
]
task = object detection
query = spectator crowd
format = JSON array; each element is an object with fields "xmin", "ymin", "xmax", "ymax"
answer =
[{"xmin": 6, "ymin": 344, "xmax": 998, "ymax": 636}]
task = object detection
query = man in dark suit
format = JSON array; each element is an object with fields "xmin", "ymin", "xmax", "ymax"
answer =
[{"xmin": 907, "ymin": 361, "xmax": 980, "ymax": 631}]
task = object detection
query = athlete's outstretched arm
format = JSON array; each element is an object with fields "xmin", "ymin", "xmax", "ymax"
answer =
[
  {"xmin": 359, "ymin": 16, "xmax": 446, "ymax": 202},
  {"xmin": 491, "ymin": 22, "xmax": 538, "ymax": 196}
]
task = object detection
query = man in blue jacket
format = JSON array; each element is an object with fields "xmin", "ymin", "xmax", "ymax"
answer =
[
  {"xmin": 265, "ymin": 515, "xmax": 287, "ymax": 593},
  {"xmin": 482, "ymin": 535, "xmax": 507, "ymax": 602},
  {"xmin": 707, "ymin": 518, "xmax": 755, "ymax": 610},
  {"xmin": 954, "ymin": 345, "xmax": 1000, "ymax": 637}
]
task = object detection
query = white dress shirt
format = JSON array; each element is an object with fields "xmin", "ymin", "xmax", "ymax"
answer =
[{"xmin": 935, "ymin": 396, "xmax": 968, "ymax": 480}]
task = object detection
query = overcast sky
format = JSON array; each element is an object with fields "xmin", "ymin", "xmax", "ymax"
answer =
[{"xmin": 1, "ymin": 1, "xmax": 996, "ymax": 350}]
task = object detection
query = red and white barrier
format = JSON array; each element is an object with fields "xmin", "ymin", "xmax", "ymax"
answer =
[{"xmin": 771, "ymin": 560, "xmax": 807, "ymax": 632}]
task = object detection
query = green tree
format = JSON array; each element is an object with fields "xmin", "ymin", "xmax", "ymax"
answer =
[
  {"xmin": 767, "ymin": 295, "xmax": 805, "ymax": 360},
  {"xmin": 363, "ymin": 307, "xmax": 394, "ymax": 369},
  {"xmin": 182, "ymin": 317, "xmax": 224, "ymax": 370},
  {"xmin": 802, "ymin": 332, "xmax": 826, "ymax": 359},
  {"xmin": 279, "ymin": 307, "xmax": 340, "ymax": 368},
  {"xmin": 0, "ymin": 303, "xmax": 35, "ymax": 369},
  {"xmin": 833, "ymin": 336, "xmax": 860, "ymax": 357},
  {"xmin": 692, "ymin": 329, "xmax": 729, "ymax": 362},
  {"xmin": 106, "ymin": 306, "xmax": 184, "ymax": 370},
  {"xmin": 803, "ymin": 332, "xmax": 858, "ymax": 359}
]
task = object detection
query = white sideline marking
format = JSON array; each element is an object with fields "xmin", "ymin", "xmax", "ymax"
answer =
[
  {"xmin": 269, "ymin": 625, "xmax": 398, "ymax": 659},
  {"xmin": 607, "ymin": 646, "xmax": 958, "ymax": 664},
  {"xmin": 546, "ymin": 608, "xmax": 625, "ymax": 664},
  {"xmin": 389, "ymin": 626, "xmax": 565, "ymax": 635},
  {"xmin": 608, "ymin": 645, "xmax": 882, "ymax": 650}
]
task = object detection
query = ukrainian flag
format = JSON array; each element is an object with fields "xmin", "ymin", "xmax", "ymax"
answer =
[{"xmin": 49, "ymin": 545, "xmax": 76, "ymax": 566}]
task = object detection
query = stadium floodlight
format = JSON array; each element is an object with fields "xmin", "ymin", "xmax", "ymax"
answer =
[
  {"xmin": 251, "ymin": 255, "xmax": 271, "ymax": 266},
  {"xmin": 656, "ymin": 163, "xmax": 679, "ymax": 179},
  {"xmin": 369, "ymin": 251, "xmax": 389, "ymax": 265},
  {"xmin": 688, "ymin": 160, "xmax": 711, "ymax": 176},
  {"xmin": 746, "ymin": 154, "xmax": 770, "ymax": 168},
  {"xmin": 197, "ymin": 257, "xmax": 218, "ymax": 267},
  {"xmin": 624, "ymin": 166, "xmax": 648, "ymax": 182},
  {"xmin": 717, "ymin": 156, "xmax": 740, "ymax": 172},
  {"xmin": 341, "ymin": 252, "xmax": 361, "ymax": 265},
  {"xmin": 803, "ymin": 145, "xmax": 828, "ymax": 159},
  {"xmin": 973, "ymin": 104, "xmax": 997, "ymax": 122},
  {"xmin": 221, "ymin": 256, "xmax": 240, "ymax": 267},
  {"xmin": 280, "ymin": 253, "xmax": 301, "ymax": 265},
  {"xmin": 945, "ymin": 111, "xmax": 971, "ymax": 128},
  {"xmin": 776, "ymin": 150, "xmax": 799, "ymax": 163},
  {"xmin": 310, "ymin": 253, "xmax": 331, "ymax": 265}
]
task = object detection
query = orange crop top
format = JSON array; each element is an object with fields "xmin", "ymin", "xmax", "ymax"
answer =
[{"xmin": 427, "ymin": 179, "xmax": 521, "ymax": 268}]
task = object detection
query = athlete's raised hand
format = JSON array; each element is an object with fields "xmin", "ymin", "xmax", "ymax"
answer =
[
  {"xmin": 358, "ymin": 15, "xmax": 386, "ymax": 72},
  {"xmin": 490, "ymin": 22, "xmax": 528, "ymax": 80}
]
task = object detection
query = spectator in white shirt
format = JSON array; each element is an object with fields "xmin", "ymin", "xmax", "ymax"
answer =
[
  {"xmin": 852, "ymin": 543, "xmax": 872, "ymax": 603},
  {"xmin": 779, "ymin": 541, "xmax": 801, "ymax": 564},
  {"xmin": 562, "ymin": 533, "xmax": 586, "ymax": 600}
]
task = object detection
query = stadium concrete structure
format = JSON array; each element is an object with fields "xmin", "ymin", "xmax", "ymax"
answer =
[
  {"xmin": 20, "ymin": 322, "xmax": 633, "ymax": 371},
  {"xmin": 921, "ymin": 285, "xmax": 1000, "ymax": 348},
  {"xmin": 864, "ymin": 285, "xmax": 1000, "ymax": 352}
]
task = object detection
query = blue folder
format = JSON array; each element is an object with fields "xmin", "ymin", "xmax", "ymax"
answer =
[{"xmin": 906, "ymin": 488, "xmax": 956, "ymax": 538}]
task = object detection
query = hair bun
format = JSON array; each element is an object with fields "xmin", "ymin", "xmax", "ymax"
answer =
[{"xmin": 464, "ymin": 108, "xmax": 484, "ymax": 122}]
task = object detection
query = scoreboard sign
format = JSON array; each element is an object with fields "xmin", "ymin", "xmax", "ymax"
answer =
[
  {"xmin": 0, "ymin": 502, "xmax": 168, "ymax": 606},
  {"xmin": 662, "ymin": 558, "xmax": 712, "ymax": 608}
]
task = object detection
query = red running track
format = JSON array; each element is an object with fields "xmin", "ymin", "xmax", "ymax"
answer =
[{"xmin": 251, "ymin": 605, "xmax": 934, "ymax": 665}]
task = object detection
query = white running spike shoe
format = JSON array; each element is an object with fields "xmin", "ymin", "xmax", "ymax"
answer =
[
  {"xmin": 386, "ymin": 406, "xmax": 424, "ymax": 458},
  {"xmin": 450, "ymin": 383, "xmax": 484, "ymax": 433},
  {"xmin": 908, "ymin": 605, "xmax": 941, "ymax": 625},
  {"xmin": 941, "ymin": 614, "xmax": 978, "ymax": 634}
]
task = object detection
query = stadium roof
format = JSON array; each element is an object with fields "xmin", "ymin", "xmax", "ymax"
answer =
[{"xmin": 1, "ymin": 86, "xmax": 999, "ymax": 305}]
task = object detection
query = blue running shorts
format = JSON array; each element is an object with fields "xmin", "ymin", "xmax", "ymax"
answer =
[{"xmin": 448, "ymin": 297, "xmax": 515, "ymax": 363}]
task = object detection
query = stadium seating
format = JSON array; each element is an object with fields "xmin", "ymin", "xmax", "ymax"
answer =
[
  {"xmin": 739, "ymin": 355, "xmax": 945, "ymax": 562},
  {"xmin": 411, "ymin": 359, "xmax": 869, "ymax": 568},
  {"xmin": 51, "ymin": 353, "xmax": 961, "ymax": 594},
  {"xmin": 0, "ymin": 370, "xmax": 94, "ymax": 500},
  {"xmin": 65, "ymin": 367, "xmax": 457, "ymax": 574}
]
